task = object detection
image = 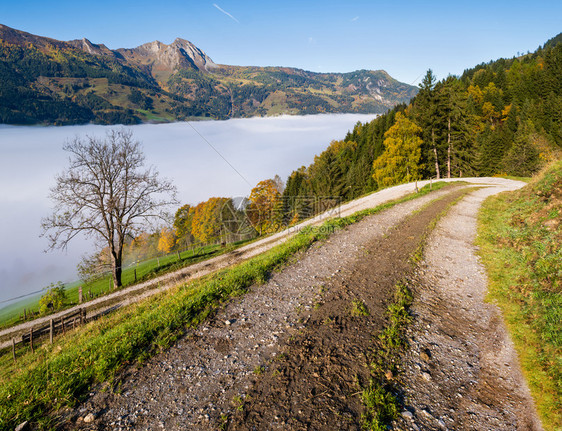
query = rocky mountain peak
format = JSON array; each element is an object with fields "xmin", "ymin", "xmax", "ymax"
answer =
[
  {"xmin": 118, "ymin": 38, "xmax": 216, "ymax": 73},
  {"xmin": 171, "ymin": 38, "xmax": 217, "ymax": 71},
  {"xmin": 67, "ymin": 37, "xmax": 114, "ymax": 57},
  {"xmin": 0, "ymin": 23, "xmax": 65, "ymax": 50}
]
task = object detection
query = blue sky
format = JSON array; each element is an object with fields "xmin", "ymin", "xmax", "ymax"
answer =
[{"xmin": 2, "ymin": 1, "xmax": 562, "ymax": 86}]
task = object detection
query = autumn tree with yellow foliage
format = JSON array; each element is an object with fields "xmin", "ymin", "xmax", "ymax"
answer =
[
  {"xmin": 174, "ymin": 204, "xmax": 195, "ymax": 247},
  {"xmin": 372, "ymin": 112, "xmax": 423, "ymax": 188},
  {"xmin": 247, "ymin": 179, "xmax": 282, "ymax": 235},
  {"xmin": 157, "ymin": 227, "xmax": 176, "ymax": 254},
  {"xmin": 191, "ymin": 197, "xmax": 230, "ymax": 243}
]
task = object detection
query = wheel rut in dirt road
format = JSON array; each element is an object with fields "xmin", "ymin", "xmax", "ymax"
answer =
[
  {"xmin": 395, "ymin": 187, "xmax": 542, "ymax": 431},
  {"xmin": 227, "ymin": 188, "xmax": 470, "ymax": 430},
  {"xmin": 61, "ymin": 185, "xmax": 465, "ymax": 431}
]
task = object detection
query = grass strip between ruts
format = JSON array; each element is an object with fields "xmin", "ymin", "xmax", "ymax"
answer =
[{"xmin": 360, "ymin": 188, "xmax": 474, "ymax": 431}]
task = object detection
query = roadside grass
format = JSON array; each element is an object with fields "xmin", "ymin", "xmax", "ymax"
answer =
[
  {"xmin": 0, "ymin": 181, "xmax": 454, "ymax": 429},
  {"xmin": 497, "ymin": 175, "xmax": 533, "ymax": 183},
  {"xmin": 477, "ymin": 161, "xmax": 562, "ymax": 431}
]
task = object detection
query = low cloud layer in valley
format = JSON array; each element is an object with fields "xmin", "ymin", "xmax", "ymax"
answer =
[{"xmin": 0, "ymin": 113, "xmax": 375, "ymax": 304}]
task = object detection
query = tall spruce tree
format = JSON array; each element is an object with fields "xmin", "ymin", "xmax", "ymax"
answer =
[{"xmin": 414, "ymin": 69, "xmax": 441, "ymax": 179}]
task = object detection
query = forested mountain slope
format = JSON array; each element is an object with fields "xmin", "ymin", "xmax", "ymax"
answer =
[
  {"xmin": 280, "ymin": 32, "xmax": 562, "ymax": 220},
  {"xmin": 0, "ymin": 24, "xmax": 417, "ymax": 125}
]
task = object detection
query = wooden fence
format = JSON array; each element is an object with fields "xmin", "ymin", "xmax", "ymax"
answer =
[{"xmin": 10, "ymin": 308, "xmax": 86, "ymax": 361}]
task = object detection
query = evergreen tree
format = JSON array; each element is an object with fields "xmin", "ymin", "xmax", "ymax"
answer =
[
  {"xmin": 502, "ymin": 120, "xmax": 540, "ymax": 176},
  {"xmin": 435, "ymin": 77, "xmax": 476, "ymax": 177},
  {"xmin": 414, "ymin": 69, "xmax": 441, "ymax": 179}
]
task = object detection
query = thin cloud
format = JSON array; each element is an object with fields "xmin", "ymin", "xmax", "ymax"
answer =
[
  {"xmin": 213, "ymin": 3, "xmax": 240, "ymax": 23},
  {"xmin": 351, "ymin": 16, "xmax": 359, "ymax": 22}
]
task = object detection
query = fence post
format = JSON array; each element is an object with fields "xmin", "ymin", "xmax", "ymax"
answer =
[
  {"xmin": 62, "ymin": 316, "xmax": 66, "ymax": 334},
  {"xmin": 30, "ymin": 328, "xmax": 34, "ymax": 353},
  {"xmin": 23, "ymin": 308, "xmax": 26, "ymax": 320},
  {"xmin": 12, "ymin": 338, "xmax": 16, "ymax": 362},
  {"xmin": 177, "ymin": 250, "xmax": 181, "ymax": 261},
  {"xmin": 80, "ymin": 308, "xmax": 85, "ymax": 325},
  {"xmin": 78, "ymin": 286, "xmax": 83, "ymax": 304},
  {"xmin": 134, "ymin": 269, "xmax": 137, "ymax": 282},
  {"xmin": 50, "ymin": 319, "xmax": 54, "ymax": 344}
]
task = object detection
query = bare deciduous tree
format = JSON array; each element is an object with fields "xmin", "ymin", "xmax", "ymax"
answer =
[{"xmin": 42, "ymin": 129, "xmax": 177, "ymax": 288}]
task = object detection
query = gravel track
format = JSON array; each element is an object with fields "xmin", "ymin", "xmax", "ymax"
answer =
[
  {"xmin": 58, "ymin": 179, "xmax": 541, "ymax": 431},
  {"xmin": 62, "ymin": 186, "xmax": 463, "ymax": 430},
  {"xmin": 0, "ymin": 178, "xmax": 514, "ymax": 349},
  {"xmin": 395, "ymin": 184, "xmax": 542, "ymax": 430}
]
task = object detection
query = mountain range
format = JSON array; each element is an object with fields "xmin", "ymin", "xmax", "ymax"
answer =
[{"xmin": 0, "ymin": 24, "xmax": 418, "ymax": 125}]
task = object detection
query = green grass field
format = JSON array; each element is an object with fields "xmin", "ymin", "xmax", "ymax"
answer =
[
  {"xmin": 0, "ymin": 296, "xmax": 43, "ymax": 327},
  {"xmin": 0, "ymin": 243, "xmax": 241, "ymax": 330}
]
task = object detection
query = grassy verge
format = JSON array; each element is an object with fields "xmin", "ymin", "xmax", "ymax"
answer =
[
  {"xmin": 497, "ymin": 175, "xmax": 533, "ymax": 183},
  {"xmin": 410, "ymin": 186, "xmax": 476, "ymax": 264},
  {"xmin": 0, "ymin": 182, "xmax": 454, "ymax": 430},
  {"xmin": 477, "ymin": 161, "xmax": 562, "ymax": 431}
]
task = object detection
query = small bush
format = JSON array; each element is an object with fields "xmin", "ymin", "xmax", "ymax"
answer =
[{"xmin": 38, "ymin": 282, "xmax": 67, "ymax": 315}]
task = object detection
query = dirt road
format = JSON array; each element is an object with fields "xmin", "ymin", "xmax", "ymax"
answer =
[
  {"xmin": 59, "ymin": 178, "xmax": 541, "ymax": 431},
  {"xmin": 60, "ymin": 185, "xmax": 461, "ymax": 429},
  {"xmin": 0, "ymin": 177, "xmax": 443, "ymax": 347},
  {"xmin": 395, "ymin": 186, "xmax": 542, "ymax": 431},
  {"xmin": 227, "ymin": 187, "xmax": 469, "ymax": 430}
]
